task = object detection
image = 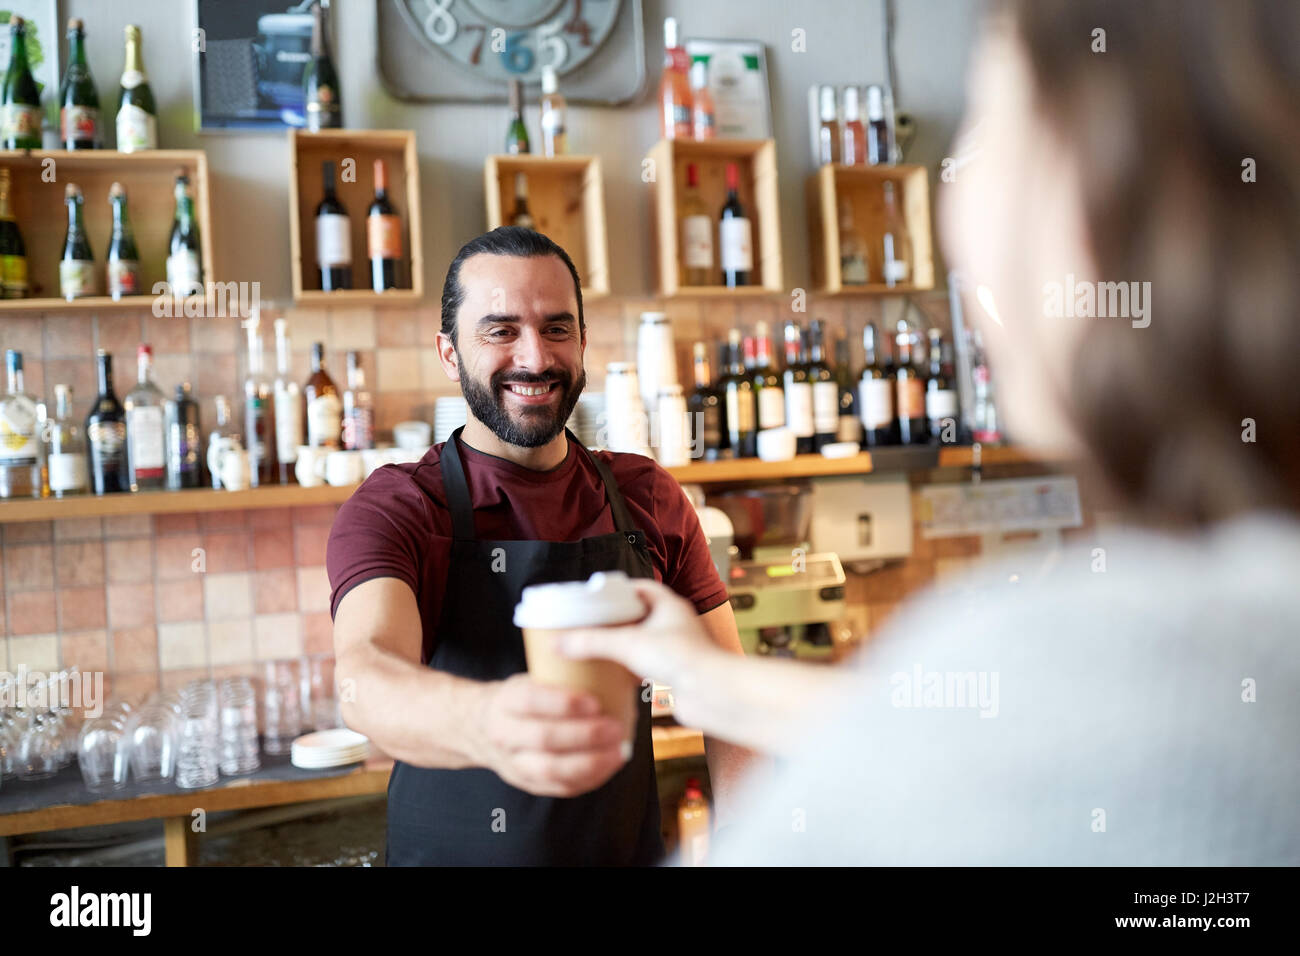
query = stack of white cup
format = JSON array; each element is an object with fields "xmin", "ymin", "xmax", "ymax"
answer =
[{"xmin": 603, "ymin": 363, "xmax": 653, "ymax": 457}]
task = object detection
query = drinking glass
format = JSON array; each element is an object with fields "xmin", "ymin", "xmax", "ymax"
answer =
[
  {"xmin": 262, "ymin": 660, "xmax": 302, "ymax": 755},
  {"xmin": 219, "ymin": 676, "xmax": 260, "ymax": 775},
  {"xmin": 77, "ymin": 716, "xmax": 131, "ymax": 792}
]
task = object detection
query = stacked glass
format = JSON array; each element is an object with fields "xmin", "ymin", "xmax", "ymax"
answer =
[
  {"xmin": 77, "ymin": 699, "xmax": 135, "ymax": 792},
  {"xmin": 262, "ymin": 660, "xmax": 302, "ymax": 755},
  {"xmin": 219, "ymin": 676, "xmax": 260, "ymax": 775},
  {"xmin": 175, "ymin": 680, "xmax": 220, "ymax": 789},
  {"xmin": 126, "ymin": 697, "xmax": 179, "ymax": 783}
]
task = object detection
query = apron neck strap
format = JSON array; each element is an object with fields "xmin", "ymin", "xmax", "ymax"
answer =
[{"xmin": 440, "ymin": 427, "xmax": 639, "ymax": 540}]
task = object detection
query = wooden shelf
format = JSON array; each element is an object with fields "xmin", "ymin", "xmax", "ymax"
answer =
[
  {"xmin": 0, "ymin": 149, "xmax": 215, "ymax": 306},
  {"xmin": 0, "ymin": 483, "xmax": 356, "ymax": 523},
  {"xmin": 936, "ymin": 445, "xmax": 1062, "ymax": 467},
  {"xmin": 292, "ymin": 288, "xmax": 423, "ymax": 308},
  {"xmin": 484, "ymin": 153, "xmax": 610, "ymax": 297},
  {"xmin": 650, "ymin": 725, "xmax": 705, "ymax": 761},
  {"xmin": 667, "ymin": 451, "xmax": 873, "ymax": 484}
]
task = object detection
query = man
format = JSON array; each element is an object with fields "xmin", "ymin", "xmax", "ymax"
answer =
[{"xmin": 328, "ymin": 227, "xmax": 753, "ymax": 865}]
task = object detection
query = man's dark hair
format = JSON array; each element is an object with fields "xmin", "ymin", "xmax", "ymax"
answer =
[{"xmin": 440, "ymin": 227, "xmax": 585, "ymax": 349}]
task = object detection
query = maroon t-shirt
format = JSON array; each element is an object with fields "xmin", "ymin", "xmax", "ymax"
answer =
[{"xmin": 327, "ymin": 435, "xmax": 730, "ymax": 665}]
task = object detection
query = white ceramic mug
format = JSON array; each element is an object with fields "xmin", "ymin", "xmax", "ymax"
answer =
[
  {"xmin": 295, "ymin": 445, "xmax": 328, "ymax": 487},
  {"xmin": 219, "ymin": 448, "xmax": 251, "ymax": 491},
  {"xmin": 325, "ymin": 450, "xmax": 364, "ymax": 486},
  {"xmin": 392, "ymin": 420, "xmax": 432, "ymax": 451}
]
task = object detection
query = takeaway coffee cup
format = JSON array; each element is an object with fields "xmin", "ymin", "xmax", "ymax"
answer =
[{"xmin": 513, "ymin": 571, "xmax": 646, "ymax": 745}]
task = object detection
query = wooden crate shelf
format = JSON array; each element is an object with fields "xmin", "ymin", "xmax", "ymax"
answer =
[
  {"xmin": 646, "ymin": 138, "xmax": 783, "ymax": 297},
  {"xmin": 0, "ymin": 149, "xmax": 215, "ymax": 310},
  {"xmin": 807, "ymin": 163, "xmax": 934, "ymax": 295},
  {"xmin": 483, "ymin": 154, "xmax": 610, "ymax": 298},
  {"xmin": 288, "ymin": 129, "xmax": 423, "ymax": 305}
]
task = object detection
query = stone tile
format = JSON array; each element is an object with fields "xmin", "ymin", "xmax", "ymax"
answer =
[
  {"xmin": 190, "ymin": 316, "xmax": 241, "ymax": 353},
  {"xmin": 8, "ymin": 591, "xmax": 57, "ymax": 635},
  {"xmin": 302, "ymin": 612, "xmax": 334, "ymax": 656},
  {"xmin": 4, "ymin": 316, "xmax": 43, "ymax": 354},
  {"xmin": 376, "ymin": 349, "xmax": 421, "ymax": 391},
  {"xmin": 58, "ymin": 586, "xmax": 107, "ymax": 631},
  {"xmin": 203, "ymin": 572, "xmax": 252, "ymax": 620},
  {"xmin": 253, "ymin": 507, "xmax": 293, "ymax": 530},
  {"xmin": 110, "ymin": 671, "xmax": 161, "ymax": 705},
  {"xmin": 110, "ymin": 626, "xmax": 158, "ymax": 672},
  {"xmin": 208, "ymin": 618, "xmax": 254, "ymax": 666},
  {"xmin": 44, "ymin": 316, "xmax": 95, "ymax": 357},
  {"xmin": 154, "ymin": 512, "xmax": 200, "ymax": 535},
  {"xmin": 253, "ymin": 530, "xmax": 295, "ymax": 570},
  {"xmin": 376, "ymin": 312, "xmax": 418, "ymax": 348},
  {"xmin": 201, "ymin": 531, "xmax": 251, "ymax": 573},
  {"xmin": 60, "ymin": 629, "xmax": 109, "ymax": 673},
  {"xmin": 54, "ymin": 517, "xmax": 104, "ymax": 541},
  {"xmin": 95, "ymin": 316, "xmax": 145, "ymax": 361},
  {"xmin": 103, "ymin": 514, "xmax": 154, "ymax": 538},
  {"xmin": 8, "ymin": 633, "xmax": 59, "ymax": 670},
  {"xmin": 199, "ymin": 509, "xmax": 246, "ymax": 532},
  {"xmin": 55, "ymin": 540, "xmax": 105, "ymax": 588},
  {"xmin": 159, "ymin": 621, "xmax": 208, "ymax": 671},
  {"xmin": 292, "ymin": 504, "xmax": 339, "ymax": 525},
  {"xmin": 293, "ymin": 524, "xmax": 331, "ymax": 566},
  {"xmin": 329, "ymin": 309, "xmax": 376, "ymax": 349},
  {"xmin": 253, "ymin": 568, "xmax": 298, "ymax": 614},
  {"xmin": 4, "ymin": 543, "xmax": 54, "ymax": 590},
  {"xmin": 42, "ymin": 359, "xmax": 98, "ymax": 412},
  {"xmin": 253, "ymin": 614, "xmax": 302, "ymax": 660},
  {"xmin": 143, "ymin": 315, "xmax": 191, "ymax": 353},
  {"xmin": 158, "ymin": 576, "xmax": 205, "ymax": 623},
  {"xmin": 4, "ymin": 521, "xmax": 52, "ymax": 545},
  {"xmin": 155, "ymin": 535, "xmax": 203, "ymax": 580},
  {"xmin": 105, "ymin": 538, "xmax": 154, "ymax": 584},
  {"xmin": 160, "ymin": 668, "xmax": 210, "ymax": 693},
  {"xmin": 296, "ymin": 566, "xmax": 332, "ymax": 614},
  {"xmin": 106, "ymin": 582, "xmax": 156, "ymax": 629}
]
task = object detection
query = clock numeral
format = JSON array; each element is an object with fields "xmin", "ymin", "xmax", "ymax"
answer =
[
  {"xmin": 424, "ymin": 0, "xmax": 458, "ymax": 45},
  {"xmin": 563, "ymin": 0, "xmax": 593, "ymax": 47},
  {"xmin": 502, "ymin": 31, "xmax": 535, "ymax": 74},
  {"xmin": 463, "ymin": 23, "xmax": 487, "ymax": 65},
  {"xmin": 537, "ymin": 19, "xmax": 569, "ymax": 69}
]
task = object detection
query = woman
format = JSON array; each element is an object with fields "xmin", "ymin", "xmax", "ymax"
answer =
[{"xmin": 559, "ymin": 0, "xmax": 1300, "ymax": 864}]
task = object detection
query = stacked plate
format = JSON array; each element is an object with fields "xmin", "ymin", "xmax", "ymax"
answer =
[
  {"xmin": 434, "ymin": 396, "xmax": 468, "ymax": 444},
  {"xmin": 290, "ymin": 728, "xmax": 370, "ymax": 769}
]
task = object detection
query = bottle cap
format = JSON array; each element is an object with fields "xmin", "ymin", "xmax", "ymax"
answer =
[
  {"xmin": 138, "ymin": 344, "xmax": 153, "ymax": 359},
  {"xmin": 866, "ymin": 84, "xmax": 885, "ymax": 120},
  {"xmin": 663, "ymin": 16, "xmax": 679, "ymax": 49},
  {"xmin": 819, "ymin": 84, "xmax": 838, "ymax": 121},
  {"xmin": 843, "ymin": 85, "xmax": 860, "ymax": 116},
  {"xmin": 68, "ymin": 17, "xmax": 83, "ymax": 31},
  {"xmin": 109, "ymin": 182, "xmax": 125, "ymax": 201},
  {"xmin": 65, "ymin": 183, "xmax": 82, "ymax": 201},
  {"xmin": 10, "ymin": 15, "xmax": 24, "ymax": 28},
  {"xmin": 541, "ymin": 65, "xmax": 557, "ymax": 95}
]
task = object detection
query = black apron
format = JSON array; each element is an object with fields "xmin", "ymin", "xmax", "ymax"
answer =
[{"xmin": 385, "ymin": 427, "xmax": 665, "ymax": 866}]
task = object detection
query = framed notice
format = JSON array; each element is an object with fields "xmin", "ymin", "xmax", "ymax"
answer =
[
  {"xmin": 683, "ymin": 37, "xmax": 772, "ymax": 139},
  {"xmin": 0, "ymin": 0, "xmax": 59, "ymax": 145}
]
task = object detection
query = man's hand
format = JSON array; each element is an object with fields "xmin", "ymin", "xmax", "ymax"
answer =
[{"xmin": 472, "ymin": 673, "xmax": 631, "ymax": 797}]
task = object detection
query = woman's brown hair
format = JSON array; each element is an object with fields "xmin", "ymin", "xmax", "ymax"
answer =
[{"xmin": 1003, "ymin": 0, "xmax": 1300, "ymax": 525}]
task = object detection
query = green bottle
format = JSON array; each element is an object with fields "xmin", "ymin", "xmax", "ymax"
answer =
[
  {"xmin": 59, "ymin": 18, "xmax": 99, "ymax": 149},
  {"xmin": 0, "ymin": 168, "xmax": 27, "ymax": 298},
  {"xmin": 1, "ymin": 15, "xmax": 42, "ymax": 150},
  {"xmin": 116, "ymin": 25, "xmax": 157, "ymax": 152},
  {"xmin": 303, "ymin": 1, "xmax": 340, "ymax": 131},
  {"xmin": 60, "ymin": 184, "xmax": 96, "ymax": 300},
  {"xmin": 167, "ymin": 171, "xmax": 203, "ymax": 297},
  {"xmin": 505, "ymin": 79, "xmax": 530, "ymax": 154},
  {"xmin": 106, "ymin": 183, "xmax": 140, "ymax": 298}
]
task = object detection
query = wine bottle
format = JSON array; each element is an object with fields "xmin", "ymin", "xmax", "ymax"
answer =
[
  {"xmin": 782, "ymin": 319, "xmax": 814, "ymax": 454},
  {"xmin": 342, "ymin": 351, "xmax": 374, "ymax": 451},
  {"xmin": 833, "ymin": 329, "xmax": 862, "ymax": 445},
  {"xmin": 316, "ymin": 161, "xmax": 351, "ymax": 291},
  {"xmin": 59, "ymin": 18, "xmax": 99, "ymax": 149},
  {"xmin": 539, "ymin": 65, "xmax": 567, "ymax": 157},
  {"xmin": 1, "ymin": 16, "xmax": 42, "ymax": 150},
  {"xmin": 124, "ymin": 344, "xmax": 167, "ymax": 492},
  {"xmin": 106, "ymin": 182, "xmax": 141, "ymax": 299},
  {"xmin": 841, "ymin": 86, "xmax": 866, "ymax": 166},
  {"xmin": 719, "ymin": 162, "xmax": 752, "ymax": 287},
  {"xmin": 680, "ymin": 163, "xmax": 713, "ymax": 287},
  {"xmin": 368, "ymin": 159, "xmax": 402, "ymax": 291},
  {"xmin": 116, "ymin": 25, "xmax": 157, "ymax": 152},
  {"xmin": 658, "ymin": 17, "xmax": 692, "ymax": 140},
  {"xmin": 244, "ymin": 318, "xmax": 275, "ymax": 486},
  {"xmin": 510, "ymin": 172, "xmax": 535, "ymax": 229},
  {"xmin": 46, "ymin": 384, "xmax": 88, "ymax": 498},
  {"xmin": 167, "ymin": 171, "xmax": 203, "ymax": 298},
  {"xmin": 925, "ymin": 328, "xmax": 958, "ymax": 443},
  {"xmin": 721, "ymin": 330, "xmax": 757, "ymax": 458},
  {"xmin": 0, "ymin": 349, "xmax": 40, "ymax": 499},
  {"xmin": 751, "ymin": 322, "xmax": 785, "ymax": 433},
  {"xmin": 505, "ymin": 79, "xmax": 530, "ymax": 154},
  {"xmin": 894, "ymin": 320, "xmax": 928, "ymax": 445},
  {"xmin": 687, "ymin": 342, "xmax": 725, "ymax": 461},
  {"xmin": 86, "ymin": 350, "xmax": 129, "ymax": 495},
  {"xmin": 0, "ymin": 168, "xmax": 27, "ymax": 299},
  {"xmin": 303, "ymin": 342, "xmax": 342, "ymax": 449},
  {"xmin": 816, "ymin": 85, "xmax": 839, "ymax": 165},
  {"xmin": 858, "ymin": 322, "xmax": 895, "ymax": 448},
  {"xmin": 304, "ymin": 0, "xmax": 340, "ymax": 131},
  {"xmin": 273, "ymin": 319, "xmax": 303, "ymax": 484},
  {"xmin": 60, "ymin": 184, "xmax": 96, "ymax": 300},
  {"xmin": 866, "ymin": 85, "xmax": 891, "ymax": 165},
  {"xmin": 838, "ymin": 197, "xmax": 868, "ymax": 286},
  {"xmin": 165, "ymin": 381, "xmax": 203, "ymax": 489},
  {"xmin": 808, "ymin": 319, "xmax": 839, "ymax": 451},
  {"xmin": 882, "ymin": 181, "xmax": 912, "ymax": 287}
]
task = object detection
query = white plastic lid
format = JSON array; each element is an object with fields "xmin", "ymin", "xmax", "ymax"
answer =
[
  {"xmin": 541, "ymin": 65, "xmax": 557, "ymax": 95},
  {"xmin": 843, "ymin": 85, "xmax": 860, "ymax": 117},
  {"xmin": 663, "ymin": 16, "xmax": 679, "ymax": 49},
  {"xmin": 514, "ymin": 571, "xmax": 644, "ymax": 629},
  {"xmin": 819, "ymin": 85, "xmax": 838, "ymax": 121},
  {"xmin": 690, "ymin": 59, "xmax": 707, "ymax": 90},
  {"xmin": 866, "ymin": 84, "xmax": 885, "ymax": 120}
]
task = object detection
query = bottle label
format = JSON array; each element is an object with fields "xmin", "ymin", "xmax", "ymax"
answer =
[
  {"xmin": 1, "ymin": 104, "xmax": 41, "ymax": 141},
  {"xmin": 719, "ymin": 218, "xmax": 753, "ymax": 273},
  {"xmin": 167, "ymin": 249, "xmax": 202, "ymax": 295},
  {"xmin": 756, "ymin": 387, "xmax": 785, "ymax": 430},
  {"xmin": 696, "ymin": 404, "xmax": 722, "ymax": 451},
  {"xmin": 926, "ymin": 388, "xmax": 959, "ymax": 422},
  {"xmin": 541, "ymin": 108, "xmax": 564, "ymax": 133},
  {"xmin": 49, "ymin": 452, "xmax": 89, "ymax": 492},
  {"xmin": 883, "ymin": 234, "xmax": 910, "ymax": 283},
  {"xmin": 116, "ymin": 103, "xmax": 157, "ymax": 152},
  {"xmin": 60, "ymin": 259, "xmax": 97, "ymax": 299},
  {"xmin": 367, "ymin": 213, "xmax": 402, "ymax": 261},
  {"xmin": 87, "ymin": 420, "xmax": 126, "ymax": 456},
  {"xmin": 307, "ymin": 392, "xmax": 342, "ymax": 446},
  {"xmin": 127, "ymin": 405, "xmax": 166, "ymax": 473},
  {"xmin": 783, "ymin": 381, "xmax": 813, "ymax": 437},
  {"xmin": 897, "ymin": 377, "xmax": 926, "ymax": 420},
  {"xmin": 859, "ymin": 378, "xmax": 894, "ymax": 429},
  {"xmin": 108, "ymin": 259, "xmax": 140, "ymax": 297},
  {"xmin": 1, "ymin": 254, "xmax": 28, "ymax": 297},
  {"xmin": 120, "ymin": 70, "xmax": 146, "ymax": 90},
  {"xmin": 274, "ymin": 382, "xmax": 303, "ymax": 463},
  {"xmin": 668, "ymin": 103, "xmax": 691, "ymax": 129},
  {"xmin": 306, "ymin": 88, "xmax": 340, "ymax": 132},
  {"xmin": 342, "ymin": 407, "xmax": 374, "ymax": 451},
  {"xmin": 317, "ymin": 214, "xmax": 352, "ymax": 268},
  {"xmin": 813, "ymin": 381, "xmax": 840, "ymax": 432},
  {"xmin": 61, "ymin": 105, "xmax": 99, "ymax": 144},
  {"xmin": 841, "ymin": 252, "xmax": 868, "ymax": 285},
  {"xmin": 0, "ymin": 397, "xmax": 37, "ymax": 460},
  {"xmin": 681, "ymin": 215, "xmax": 714, "ymax": 269},
  {"xmin": 246, "ymin": 396, "xmax": 269, "ymax": 463},
  {"xmin": 837, "ymin": 414, "xmax": 862, "ymax": 444},
  {"xmin": 725, "ymin": 388, "xmax": 754, "ymax": 434}
]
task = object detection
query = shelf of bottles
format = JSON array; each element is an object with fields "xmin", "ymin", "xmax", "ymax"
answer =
[
  {"xmin": 647, "ymin": 138, "xmax": 783, "ymax": 297},
  {"xmin": 288, "ymin": 129, "xmax": 424, "ymax": 307},
  {"xmin": 806, "ymin": 164, "xmax": 935, "ymax": 295}
]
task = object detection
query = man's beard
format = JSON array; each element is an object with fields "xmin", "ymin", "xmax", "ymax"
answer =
[{"xmin": 459, "ymin": 359, "xmax": 586, "ymax": 449}]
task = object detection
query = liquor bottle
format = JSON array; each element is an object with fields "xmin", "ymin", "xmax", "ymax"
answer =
[
  {"xmin": 680, "ymin": 163, "xmax": 713, "ymax": 287},
  {"xmin": 781, "ymin": 319, "xmax": 813, "ymax": 454},
  {"xmin": 0, "ymin": 168, "xmax": 27, "ymax": 298},
  {"xmin": 1, "ymin": 16, "xmax": 42, "ymax": 150},
  {"xmin": 816, "ymin": 85, "xmax": 839, "ymax": 165},
  {"xmin": 866, "ymin": 85, "xmax": 891, "ymax": 165},
  {"xmin": 272, "ymin": 319, "xmax": 303, "ymax": 484},
  {"xmin": 925, "ymin": 328, "xmax": 959, "ymax": 443},
  {"xmin": 303, "ymin": 342, "xmax": 342, "ymax": 449},
  {"xmin": 243, "ymin": 318, "xmax": 274, "ymax": 486},
  {"xmin": 894, "ymin": 321, "xmax": 927, "ymax": 445},
  {"xmin": 342, "ymin": 351, "xmax": 374, "ymax": 451},
  {"xmin": 510, "ymin": 172, "xmax": 535, "ymax": 229},
  {"xmin": 971, "ymin": 327, "xmax": 1002, "ymax": 445},
  {"xmin": 86, "ymin": 350, "xmax": 128, "ymax": 495},
  {"xmin": 206, "ymin": 395, "xmax": 242, "ymax": 490},
  {"xmin": 124, "ymin": 344, "xmax": 167, "ymax": 492},
  {"xmin": 45, "ymin": 384, "xmax": 88, "ymax": 498},
  {"xmin": 316, "ymin": 161, "xmax": 351, "ymax": 291},
  {"xmin": 833, "ymin": 329, "xmax": 862, "ymax": 445},
  {"xmin": 808, "ymin": 319, "xmax": 839, "ymax": 451},
  {"xmin": 167, "ymin": 171, "xmax": 203, "ymax": 298},
  {"xmin": 721, "ymin": 330, "xmax": 756, "ymax": 458},
  {"xmin": 116, "ymin": 25, "xmax": 157, "ymax": 152},
  {"xmin": 60, "ymin": 184, "xmax": 96, "ymax": 300},
  {"xmin": 841, "ymin": 86, "xmax": 866, "ymax": 166},
  {"xmin": 106, "ymin": 183, "xmax": 141, "ymax": 299},
  {"xmin": 165, "ymin": 381, "xmax": 203, "ymax": 489},
  {"xmin": 304, "ymin": 0, "xmax": 340, "ymax": 131},
  {"xmin": 368, "ymin": 159, "xmax": 402, "ymax": 292},
  {"xmin": 658, "ymin": 17, "xmax": 692, "ymax": 140},
  {"xmin": 687, "ymin": 341, "xmax": 725, "ymax": 461},
  {"xmin": 719, "ymin": 162, "xmax": 752, "ymax": 288},
  {"xmin": 58, "ymin": 19, "xmax": 99, "ymax": 149},
  {"xmin": 751, "ymin": 322, "xmax": 785, "ymax": 434},
  {"xmin": 539, "ymin": 65, "xmax": 567, "ymax": 157},
  {"xmin": 505, "ymin": 79, "xmax": 530, "ymax": 154},
  {"xmin": 858, "ymin": 322, "xmax": 895, "ymax": 448},
  {"xmin": 0, "ymin": 349, "xmax": 40, "ymax": 498},
  {"xmin": 838, "ymin": 197, "xmax": 868, "ymax": 286},
  {"xmin": 881, "ymin": 181, "xmax": 912, "ymax": 287},
  {"xmin": 690, "ymin": 60, "xmax": 715, "ymax": 141}
]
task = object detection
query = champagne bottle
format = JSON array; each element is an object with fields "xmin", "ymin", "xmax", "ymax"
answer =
[
  {"xmin": 60, "ymin": 184, "xmax": 96, "ymax": 300},
  {"xmin": 510, "ymin": 172, "xmax": 535, "ymax": 229},
  {"xmin": 505, "ymin": 78, "xmax": 530, "ymax": 154},
  {"xmin": 106, "ymin": 183, "xmax": 141, "ymax": 299},
  {"xmin": 1, "ymin": 16, "xmax": 42, "ymax": 150},
  {"xmin": 116, "ymin": 25, "xmax": 157, "ymax": 152},
  {"xmin": 58, "ymin": 18, "xmax": 99, "ymax": 149},
  {"xmin": 304, "ymin": 0, "xmax": 340, "ymax": 131},
  {"xmin": 167, "ymin": 171, "xmax": 203, "ymax": 298},
  {"xmin": 0, "ymin": 168, "xmax": 27, "ymax": 298},
  {"xmin": 687, "ymin": 342, "xmax": 725, "ymax": 461},
  {"xmin": 367, "ymin": 159, "xmax": 401, "ymax": 291},
  {"xmin": 244, "ymin": 318, "xmax": 275, "ymax": 486},
  {"xmin": 721, "ymin": 330, "xmax": 757, "ymax": 458}
]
